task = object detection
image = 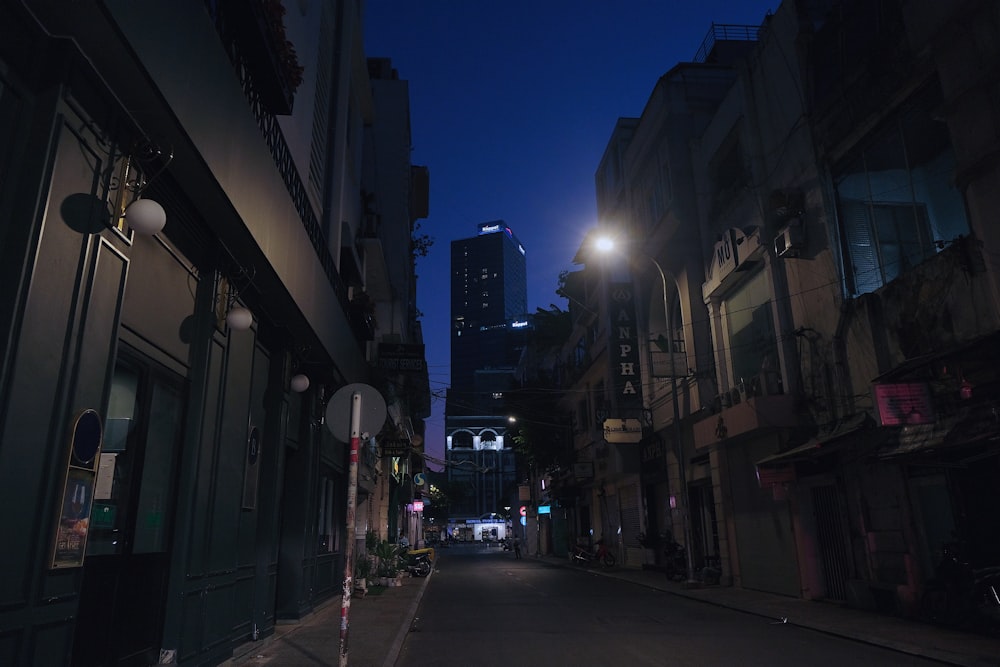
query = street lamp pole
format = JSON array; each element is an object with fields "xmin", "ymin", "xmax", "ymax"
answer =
[
  {"xmin": 646, "ymin": 256, "xmax": 697, "ymax": 586},
  {"xmin": 593, "ymin": 234, "xmax": 697, "ymax": 584}
]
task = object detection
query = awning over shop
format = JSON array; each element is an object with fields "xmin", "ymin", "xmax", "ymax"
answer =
[
  {"xmin": 872, "ymin": 331, "xmax": 1000, "ymax": 383},
  {"xmin": 755, "ymin": 413, "xmax": 879, "ymax": 490},
  {"xmin": 877, "ymin": 405, "xmax": 1000, "ymax": 460},
  {"xmin": 756, "ymin": 412, "xmax": 875, "ymax": 468},
  {"xmin": 756, "ymin": 440, "xmax": 824, "ymax": 467}
]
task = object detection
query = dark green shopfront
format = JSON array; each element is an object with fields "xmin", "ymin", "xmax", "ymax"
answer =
[{"xmin": 0, "ymin": 3, "xmax": 368, "ymax": 665}]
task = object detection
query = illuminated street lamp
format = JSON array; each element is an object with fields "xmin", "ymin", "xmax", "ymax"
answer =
[{"xmin": 595, "ymin": 234, "xmax": 697, "ymax": 585}]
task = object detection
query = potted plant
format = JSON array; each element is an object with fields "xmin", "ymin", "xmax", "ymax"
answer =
[
  {"xmin": 354, "ymin": 553, "xmax": 372, "ymax": 595},
  {"xmin": 224, "ymin": 0, "xmax": 304, "ymax": 114},
  {"xmin": 373, "ymin": 539, "xmax": 399, "ymax": 586}
]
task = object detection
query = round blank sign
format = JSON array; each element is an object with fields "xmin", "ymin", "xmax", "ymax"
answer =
[
  {"xmin": 325, "ymin": 383, "xmax": 386, "ymax": 442},
  {"xmin": 72, "ymin": 409, "xmax": 103, "ymax": 466}
]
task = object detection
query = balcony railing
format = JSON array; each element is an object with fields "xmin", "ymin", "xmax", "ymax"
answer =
[
  {"xmin": 206, "ymin": 0, "xmax": 353, "ymax": 335},
  {"xmin": 222, "ymin": 0, "xmax": 300, "ymax": 115},
  {"xmin": 693, "ymin": 23, "xmax": 761, "ymax": 63}
]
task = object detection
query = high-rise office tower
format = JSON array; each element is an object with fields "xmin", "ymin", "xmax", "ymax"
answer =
[
  {"xmin": 445, "ymin": 222, "xmax": 528, "ymax": 530},
  {"xmin": 449, "ymin": 221, "xmax": 528, "ymax": 411}
]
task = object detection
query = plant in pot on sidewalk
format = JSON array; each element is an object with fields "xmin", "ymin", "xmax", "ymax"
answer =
[
  {"xmin": 373, "ymin": 539, "xmax": 401, "ymax": 586},
  {"xmin": 354, "ymin": 553, "xmax": 372, "ymax": 596}
]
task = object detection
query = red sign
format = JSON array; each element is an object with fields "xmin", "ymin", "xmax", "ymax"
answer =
[
  {"xmin": 519, "ymin": 506, "xmax": 527, "ymax": 517},
  {"xmin": 756, "ymin": 463, "xmax": 796, "ymax": 487},
  {"xmin": 873, "ymin": 383, "xmax": 935, "ymax": 426},
  {"xmin": 413, "ymin": 500, "xmax": 424, "ymax": 512}
]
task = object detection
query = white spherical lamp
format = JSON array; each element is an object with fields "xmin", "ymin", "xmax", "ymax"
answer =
[
  {"xmin": 124, "ymin": 198, "xmax": 167, "ymax": 235},
  {"xmin": 290, "ymin": 374, "xmax": 310, "ymax": 393},
  {"xmin": 226, "ymin": 306, "xmax": 253, "ymax": 331}
]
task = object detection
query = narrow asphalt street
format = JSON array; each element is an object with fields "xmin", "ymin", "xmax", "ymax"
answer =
[
  {"xmin": 231, "ymin": 544, "xmax": 1000, "ymax": 667},
  {"xmin": 397, "ymin": 546, "xmax": 963, "ymax": 667}
]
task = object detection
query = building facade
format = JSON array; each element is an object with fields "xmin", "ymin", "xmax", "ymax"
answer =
[
  {"xmin": 0, "ymin": 2, "xmax": 428, "ymax": 666},
  {"xmin": 365, "ymin": 56, "xmax": 433, "ymax": 553},
  {"xmin": 559, "ymin": 0, "xmax": 1000, "ymax": 620},
  {"xmin": 444, "ymin": 416, "xmax": 517, "ymax": 539},
  {"xmin": 550, "ymin": 27, "xmax": 761, "ymax": 572},
  {"xmin": 556, "ymin": 246, "xmax": 644, "ymax": 565}
]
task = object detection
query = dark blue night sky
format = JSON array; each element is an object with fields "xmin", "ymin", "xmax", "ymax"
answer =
[{"xmin": 364, "ymin": 1, "xmax": 776, "ymax": 464}]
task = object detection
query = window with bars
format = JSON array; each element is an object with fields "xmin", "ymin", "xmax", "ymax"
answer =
[{"xmin": 840, "ymin": 199, "xmax": 933, "ymax": 293}]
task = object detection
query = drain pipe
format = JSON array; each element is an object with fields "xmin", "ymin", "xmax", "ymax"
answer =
[{"xmin": 832, "ymin": 301, "xmax": 853, "ymax": 420}]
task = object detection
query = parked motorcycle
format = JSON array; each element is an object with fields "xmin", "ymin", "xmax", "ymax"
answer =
[
  {"xmin": 920, "ymin": 541, "xmax": 1000, "ymax": 634},
  {"xmin": 661, "ymin": 534, "xmax": 688, "ymax": 582},
  {"xmin": 401, "ymin": 548, "xmax": 433, "ymax": 577},
  {"xmin": 645, "ymin": 531, "xmax": 720, "ymax": 584},
  {"xmin": 572, "ymin": 538, "xmax": 616, "ymax": 567}
]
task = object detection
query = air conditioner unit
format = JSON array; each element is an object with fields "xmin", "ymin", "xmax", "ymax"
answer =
[{"xmin": 774, "ymin": 224, "xmax": 805, "ymax": 258}]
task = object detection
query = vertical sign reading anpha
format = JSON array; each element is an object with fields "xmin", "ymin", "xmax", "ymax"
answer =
[{"xmin": 609, "ymin": 282, "xmax": 643, "ymax": 413}]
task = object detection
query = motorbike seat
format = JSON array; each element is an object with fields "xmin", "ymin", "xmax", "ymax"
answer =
[{"xmin": 408, "ymin": 547, "xmax": 435, "ymax": 561}]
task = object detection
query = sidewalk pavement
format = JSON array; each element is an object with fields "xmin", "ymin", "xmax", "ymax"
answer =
[
  {"xmin": 558, "ymin": 557, "xmax": 1000, "ymax": 667},
  {"xmin": 225, "ymin": 551, "xmax": 1000, "ymax": 667},
  {"xmin": 225, "ymin": 574, "xmax": 431, "ymax": 667}
]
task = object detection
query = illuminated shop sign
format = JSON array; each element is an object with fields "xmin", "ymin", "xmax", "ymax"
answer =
[
  {"xmin": 510, "ymin": 320, "xmax": 528, "ymax": 328},
  {"xmin": 478, "ymin": 221, "xmax": 507, "ymax": 235},
  {"xmin": 608, "ymin": 282, "xmax": 643, "ymax": 411},
  {"xmin": 603, "ymin": 418, "xmax": 642, "ymax": 444},
  {"xmin": 477, "ymin": 221, "xmax": 521, "ymax": 250}
]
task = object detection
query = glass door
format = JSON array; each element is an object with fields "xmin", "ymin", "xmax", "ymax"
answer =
[{"xmin": 72, "ymin": 353, "xmax": 185, "ymax": 667}]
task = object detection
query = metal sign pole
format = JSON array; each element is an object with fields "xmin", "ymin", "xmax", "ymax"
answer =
[{"xmin": 339, "ymin": 391, "xmax": 362, "ymax": 667}]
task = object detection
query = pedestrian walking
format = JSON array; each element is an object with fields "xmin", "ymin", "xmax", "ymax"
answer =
[{"xmin": 513, "ymin": 536, "xmax": 522, "ymax": 559}]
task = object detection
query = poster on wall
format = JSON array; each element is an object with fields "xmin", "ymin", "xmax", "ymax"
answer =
[
  {"xmin": 51, "ymin": 409, "xmax": 103, "ymax": 569},
  {"xmin": 53, "ymin": 468, "xmax": 96, "ymax": 566}
]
